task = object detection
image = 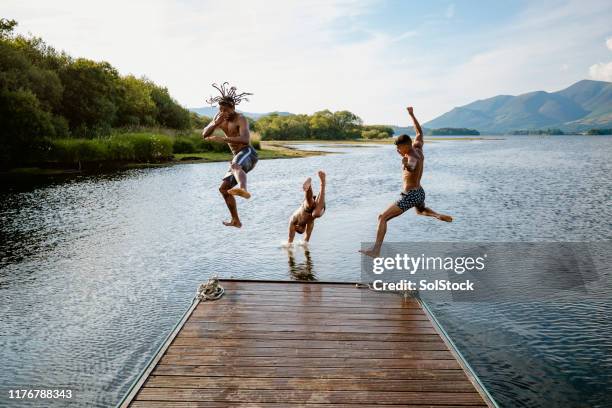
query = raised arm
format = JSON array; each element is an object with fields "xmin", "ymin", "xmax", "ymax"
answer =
[
  {"xmin": 202, "ymin": 112, "xmax": 224, "ymax": 138},
  {"xmin": 407, "ymin": 106, "xmax": 423, "ymax": 148}
]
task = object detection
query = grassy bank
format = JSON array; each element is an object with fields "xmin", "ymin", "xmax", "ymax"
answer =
[
  {"xmin": 3, "ymin": 132, "xmax": 327, "ymax": 176},
  {"xmin": 4, "ymin": 135, "xmax": 497, "ymax": 177}
]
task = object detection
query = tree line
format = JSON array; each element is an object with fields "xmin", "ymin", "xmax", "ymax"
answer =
[
  {"xmin": 0, "ymin": 18, "xmax": 193, "ymax": 166},
  {"xmin": 252, "ymin": 111, "xmax": 393, "ymax": 140}
]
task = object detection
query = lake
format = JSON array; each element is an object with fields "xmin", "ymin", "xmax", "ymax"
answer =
[{"xmin": 1, "ymin": 136, "xmax": 611, "ymax": 407}]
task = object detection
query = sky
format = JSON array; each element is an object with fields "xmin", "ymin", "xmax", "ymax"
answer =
[{"xmin": 4, "ymin": 0, "xmax": 612, "ymax": 124}]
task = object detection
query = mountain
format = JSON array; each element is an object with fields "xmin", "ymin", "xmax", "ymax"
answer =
[
  {"xmin": 424, "ymin": 80, "xmax": 612, "ymax": 133},
  {"xmin": 189, "ymin": 106, "xmax": 292, "ymax": 120}
]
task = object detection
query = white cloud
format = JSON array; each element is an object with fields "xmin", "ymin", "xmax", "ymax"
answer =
[
  {"xmin": 3, "ymin": 0, "xmax": 612, "ymax": 124},
  {"xmin": 586, "ymin": 37, "xmax": 612, "ymax": 82},
  {"xmin": 589, "ymin": 62, "xmax": 612, "ymax": 81}
]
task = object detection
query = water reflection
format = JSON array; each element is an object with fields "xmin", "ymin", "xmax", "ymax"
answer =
[{"xmin": 286, "ymin": 246, "xmax": 316, "ymax": 281}]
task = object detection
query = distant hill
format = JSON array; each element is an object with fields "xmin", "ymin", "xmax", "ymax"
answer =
[
  {"xmin": 424, "ymin": 80, "xmax": 612, "ymax": 133},
  {"xmin": 189, "ymin": 106, "xmax": 292, "ymax": 120}
]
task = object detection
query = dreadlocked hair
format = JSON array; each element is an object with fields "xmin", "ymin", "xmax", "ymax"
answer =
[{"xmin": 206, "ymin": 82, "xmax": 253, "ymax": 107}]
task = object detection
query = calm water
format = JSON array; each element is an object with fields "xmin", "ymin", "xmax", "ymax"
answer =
[{"xmin": 1, "ymin": 136, "xmax": 611, "ymax": 407}]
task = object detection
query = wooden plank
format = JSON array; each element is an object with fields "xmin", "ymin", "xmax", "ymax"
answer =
[
  {"xmin": 177, "ymin": 329, "xmax": 442, "ymax": 341},
  {"xmin": 159, "ymin": 355, "xmax": 460, "ymax": 369},
  {"xmin": 144, "ymin": 376, "xmax": 477, "ymax": 392},
  {"xmin": 164, "ymin": 346, "xmax": 452, "ymax": 357},
  {"xmin": 152, "ymin": 366, "xmax": 470, "ymax": 380},
  {"xmin": 216, "ymin": 294, "xmax": 420, "ymax": 308},
  {"xmin": 181, "ymin": 322, "xmax": 437, "ymax": 334},
  {"xmin": 189, "ymin": 311, "xmax": 431, "ymax": 326},
  {"xmin": 131, "ymin": 402, "xmax": 487, "ymax": 408},
  {"xmin": 191, "ymin": 309, "xmax": 429, "ymax": 322},
  {"xmin": 184, "ymin": 315, "xmax": 433, "ymax": 330},
  {"xmin": 219, "ymin": 289, "xmax": 411, "ymax": 300},
  {"xmin": 193, "ymin": 303, "xmax": 426, "ymax": 315},
  {"xmin": 171, "ymin": 338, "xmax": 449, "ymax": 350},
  {"xmin": 163, "ymin": 347, "xmax": 455, "ymax": 360},
  {"xmin": 135, "ymin": 388, "xmax": 485, "ymax": 405}
]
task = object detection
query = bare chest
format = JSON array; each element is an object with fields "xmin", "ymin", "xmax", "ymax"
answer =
[{"xmin": 219, "ymin": 120, "xmax": 240, "ymax": 137}]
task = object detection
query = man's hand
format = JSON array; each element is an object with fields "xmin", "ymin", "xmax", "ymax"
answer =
[
  {"xmin": 208, "ymin": 135, "xmax": 226, "ymax": 143},
  {"xmin": 406, "ymin": 106, "xmax": 414, "ymax": 115},
  {"xmin": 202, "ymin": 112, "xmax": 226, "ymax": 139},
  {"xmin": 213, "ymin": 112, "xmax": 226, "ymax": 126}
]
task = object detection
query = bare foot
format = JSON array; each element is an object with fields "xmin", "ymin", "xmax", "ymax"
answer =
[
  {"xmin": 359, "ymin": 248, "xmax": 380, "ymax": 258},
  {"xmin": 438, "ymin": 214, "xmax": 453, "ymax": 222},
  {"xmin": 228, "ymin": 187, "xmax": 251, "ymax": 199},
  {"xmin": 222, "ymin": 219, "xmax": 242, "ymax": 228},
  {"xmin": 318, "ymin": 171, "xmax": 326, "ymax": 183},
  {"xmin": 303, "ymin": 177, "xmax": 312, "ymax": 192}
]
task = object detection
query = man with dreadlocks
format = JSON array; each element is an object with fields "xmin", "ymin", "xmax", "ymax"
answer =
[
  {"xmin": 202, "ymin": 82, "xmax": 257, "ymax": 228},
  {"xmin": 360, "ymin": 107, "xmax": 452, "ymax": 258}
]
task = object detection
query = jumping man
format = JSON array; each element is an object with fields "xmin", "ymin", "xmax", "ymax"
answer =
[
  {"xmin": 202, "ymin": 83, "xmax": 257, "ymax": 228},
  {"xmin": 360, "ymin": 107, "xmax": 452, "ymax": 258},
  {"xmin": 288, "ymin": 171, "xmax": 326, "ymax": 244}
]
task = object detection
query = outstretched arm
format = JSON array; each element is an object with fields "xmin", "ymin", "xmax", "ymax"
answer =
[
  {"xmin": 288, "ymin": 220, "xmax": 296, "ymax": 244},
  {"xmin": 305, "ymin": 221, "xmax": 314, "ymax": 242},
  {"xmin": 407, "ymin": 107, "xmax": 423, "ymax": 149}
]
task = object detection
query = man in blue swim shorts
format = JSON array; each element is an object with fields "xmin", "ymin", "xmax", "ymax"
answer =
[
  {"xmin": 202, "ymin": 82, "xmax": 257, "ymax": 228},
  {"xmin": 360, "ymin": 107, "xmax": 452, "ymax": 257}
]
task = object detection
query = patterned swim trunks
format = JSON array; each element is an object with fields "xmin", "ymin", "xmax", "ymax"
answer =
[
  {"xmin": 396, "ymin": 186, "xmax": 425, "ymax": 212},
  {"xmin": 222, "ymin": 145, "xmax": 258, "ymax": 187}
]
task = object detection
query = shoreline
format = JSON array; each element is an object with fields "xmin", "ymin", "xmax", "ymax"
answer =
[
  {"xmin": 1, "ymin": 137, "xmax": 499, "ymax": 178},
  {"xmin": 0, "ymin": 142, "xmax": 329, "ymax": 178}
]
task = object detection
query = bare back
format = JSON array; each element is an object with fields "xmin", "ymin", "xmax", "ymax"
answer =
[{"xmin": 402, "ymin": 146, "xmax": 424, "ymax": 191}]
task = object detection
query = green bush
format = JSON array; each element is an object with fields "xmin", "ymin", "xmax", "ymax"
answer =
[
  {"xmin": 122, "ymin": 133, "xmax": 173, "ymax": 161},
  {"xmin": 49, "ymin": 133, "xmax": 173, "ymax": 164},
  {"xmin": 173, "ymin": 137, "xmax": 197, "ymax": 154}
]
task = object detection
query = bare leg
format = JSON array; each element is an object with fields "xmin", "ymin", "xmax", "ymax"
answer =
[
  {"xmin": 219, "ymin": 180, "xmax": 242, "ymax": 228},
  {"xmin": 359, "ymin": 203, "xmax": 404, "ymax": 258},
  {"xmin": 312, "ymin": 171, "xmax": 326, "ymax": 218},
  {"xmin": 415, "ymin": 206, "xmax": 453, "ymax": 222},
  {"xmin": 302, "ymin": 177, "xmax": 314, "ymax": 207},
  {"xmin": 227, "ymin": 163, "xmax": 251, "ymax": 199}
]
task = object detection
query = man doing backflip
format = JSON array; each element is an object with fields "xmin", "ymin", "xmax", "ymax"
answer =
[
  {"xmin": 360, "ymin": 107, "xmax": 452, "ymax": 257},
  {"xmin": 202, "ymin": 82, "xmax": 257, "ymax": 228},
  {"xmin": 288, "ymin": 171, "xmax": 326, "ymax": 244}
]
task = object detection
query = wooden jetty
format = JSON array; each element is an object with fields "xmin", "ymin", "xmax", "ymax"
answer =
[{"xmin": 119, "ymin": 280, "xmax": 495, "ymax": 407}]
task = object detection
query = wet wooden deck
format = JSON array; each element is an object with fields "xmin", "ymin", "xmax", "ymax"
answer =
[{"xmin": 121, "ymin": 280, "xmax": 492, "ymax": 407}]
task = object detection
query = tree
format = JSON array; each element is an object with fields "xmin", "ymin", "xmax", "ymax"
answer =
[
  {"xmin": 0, "ymin": 89, "xmax": 56, "ymax": 166},
  {"xmin": 115, "ymin": 75, "xmax": 157, "ymax": 127},
  {"xmin": 148, "ymin": 83, "xmax": 191, "ymax": 130},
  {"xmin": 59, "ymin": 58, "xmax": 119, "ymax": 136}
]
